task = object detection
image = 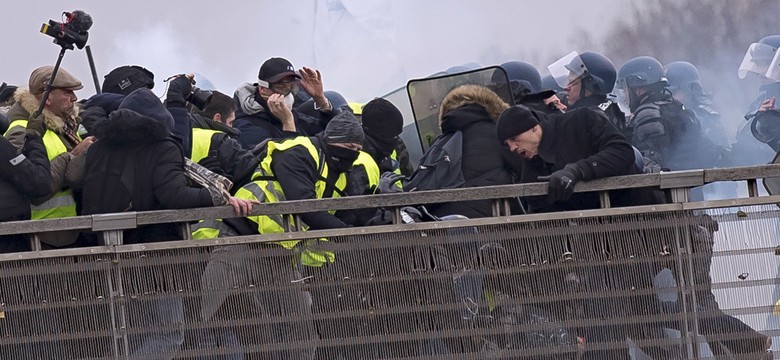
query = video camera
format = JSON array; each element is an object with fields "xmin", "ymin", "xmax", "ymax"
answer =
[
  {"xmin": 40, "ymin": 10, "xmax": 93, "ymax": 50},
  {"xmin": 188, "ymin": 86, "xmax": 213, "ymax": 111}
]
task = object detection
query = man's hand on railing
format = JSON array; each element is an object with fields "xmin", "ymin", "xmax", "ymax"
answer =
[{"xmin": 228, "ymin": 197, "xmax": 257, "ymax": 216}]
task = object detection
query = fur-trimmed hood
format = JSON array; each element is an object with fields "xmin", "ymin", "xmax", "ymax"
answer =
[
  {"xmin": 438, "ymin": 84, "xmax": 509, "ymax": 128},
  {"xmin": 7, "ymin": 88, "xmax": 80, "ymax": 134},
  {"xmin": 92, "ymin": 88, "xmax": 174, "ymax": 147}
]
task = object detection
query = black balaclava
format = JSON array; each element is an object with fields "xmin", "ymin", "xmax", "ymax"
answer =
[{"xmin": 323, "ymin": 111, "xmax": 365, "ymax": 174}]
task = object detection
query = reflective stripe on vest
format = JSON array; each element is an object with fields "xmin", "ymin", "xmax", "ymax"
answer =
[
  {"xmin": 191, "ymin": 128, "xmax": 222, "ymax": 164},
  {"xmin": 335, "ymin": 151, "xmax": 380, "ymax": 197},
  {"xmin": 192, "ymin": 218, "xmax": 239, "ymax": 240},
  {"xmin": 6, "ymin": 119, "xmax": 77, "ymax": 219},
  {"xmin": 240, "ymin": 137, "xmax": 339, "ymax": 267}
]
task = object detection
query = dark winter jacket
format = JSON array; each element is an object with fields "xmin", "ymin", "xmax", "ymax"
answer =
[
  {"xmin": 515, "ymin": 90, "xmax": 564, "ymax": 115},
  {"xmin": 0, "ymin": 135, "xmax": 51, "ymax": 221},
  {"xmin": 569, "ymin": 94, "xmax": 630, "ymax": 139},
  {"xmin": 232, "ymin": 83, "xmax": 336, "ymax": 150},
  {"xmin": 519, "ymin": 108, "xmax": 662, "ymax": 213},
  {"xmin": 265, "ymin": 134, "xmax": 348, "ymax": 229},
  {"xmin": 82, "ymin": 88, "xmax": 213, "ymax": 244},
  {"xmin": 427, "ymin": 85, "xmax": 518, "ymax": 219},
  {"xmin": 79, "ymin": 93, "xmax": 125, "ymax": 136},
  {"xmin": 190, "ymin": 113, "xmax": 258, "ymax": 190}
]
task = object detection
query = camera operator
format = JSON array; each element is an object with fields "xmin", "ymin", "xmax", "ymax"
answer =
[
  {"xmin": 4, "ymin": 66, "xmax": 93, "ymax": 248},
  {"xmin": 167, "ymin": 75, "xmax": 258, "ymax": 190}
]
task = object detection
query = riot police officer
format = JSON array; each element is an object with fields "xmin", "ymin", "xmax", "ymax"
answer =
[{"xmin": 548, "ymin": 51, "xmax": 628, "ymax": 137}]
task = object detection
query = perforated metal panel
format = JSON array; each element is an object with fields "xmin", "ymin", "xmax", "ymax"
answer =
[{"xmin": 0, "ymin": 205, "xmax": 776, "ymax": 359}]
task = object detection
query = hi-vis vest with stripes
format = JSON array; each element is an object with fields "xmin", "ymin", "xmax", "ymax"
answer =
[
  {"xmin": 4, "ymin": 120, "xmax": 77, "ymax": 219},
  {"xmin": 192, "ymin": 137, "xmax": 380, "ymax": 267},
  {"xmin": 190, "ymin": 128, "xmax": 222, "ymax": 163}
]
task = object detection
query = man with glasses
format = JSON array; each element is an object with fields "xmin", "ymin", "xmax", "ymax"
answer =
[{"xmin": 233, "ymin": 57, "xmax": 336, "ymax": 150}]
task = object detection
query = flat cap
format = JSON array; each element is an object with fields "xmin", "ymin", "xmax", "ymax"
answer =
[{"xmin": 28, "ymin": 66, "xmax": 83, "ymax": 95}]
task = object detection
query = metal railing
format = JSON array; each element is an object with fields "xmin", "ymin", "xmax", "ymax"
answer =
[{"xmin": 0, "ymin": 165, "xmax": 779, "ymax": 359}]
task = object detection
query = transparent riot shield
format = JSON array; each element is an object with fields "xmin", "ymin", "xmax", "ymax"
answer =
[
  {"xmin": 764, "ymin": 151, "xmax": 780, "ymax": 199},
  {"xmin": 766, "ymin": 48, "xmax": 780, "ymax": 82},
  {"xmin": 407, "ymin": 66, "xmax": 512, "ymax": 152}
]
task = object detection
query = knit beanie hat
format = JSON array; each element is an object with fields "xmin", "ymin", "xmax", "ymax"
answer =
[
  {"xmin": 324, "ymin": 111, "xmax": 365, "ymax": 145},
  {"xmin": 496, "ymin": 105, "xmax": 539, "ymax": 143},
  {"xmin": 361, "ymin": 98, "xmax": 403, "ymax": 139}
]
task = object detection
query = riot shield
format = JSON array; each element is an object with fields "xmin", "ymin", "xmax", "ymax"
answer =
[
  {"xmin": 380, "ymin": 84, "xmax": 425, "ymax": 169},
  {"xmin": 407, "ymin": 66, "xmax": 512, "ymax": 152},
  {"xmin": 763, "ymin": 150, "xmax": 780, "ymax": 199}
]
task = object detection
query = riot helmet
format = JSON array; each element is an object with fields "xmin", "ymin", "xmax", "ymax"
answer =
[
  {"xmin": 617, "ymin": 56, "xmax": 666, "ymax": 112},
  {"xmin": 548, "ymin": 51, "xmax": 616, "ymax": 95},
  {"xmin": 616, "ymin": 56, "xmax": 665, "ymax": 89},
  {"xmin": 664, "ymin": 61, "xmax": 700, "ymax": 90},
  {"xmin": 664, "ymin": 61, "xmax": 709, "ymax": 105},
  {"xmin": 499, "ymin": 61, "xmax": 542, "ymax": 93},
  {"xmin": 297, "ymin": 90, "xmax": 349, "ymax": 117},
  {"xmin": 541, "ymin": 74, "xmax": 563, "ymax": 93},
  {"xmin": 445, "ymin": 62, "xmax": 482, "ymax": 75},
  {"xmin": 738, "ymin": 35, "xmax": 780, "ymax": 80}
]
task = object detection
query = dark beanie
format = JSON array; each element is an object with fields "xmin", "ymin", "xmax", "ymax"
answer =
[
  {"xmin": 324, "ymin": 111, "xmax": 365, "ymax": 144},
  {"xmin": 361, "ymin": 98, "xmax": 403, "ymax": 139},
  {"xmin": 496, "ymin": 105, "xmax": 539, "ymax": 143}
]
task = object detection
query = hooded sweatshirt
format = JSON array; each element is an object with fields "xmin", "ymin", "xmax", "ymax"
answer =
[{"xmin": 82, "ymin": 88, "xmax": 213, "ymax": 244}]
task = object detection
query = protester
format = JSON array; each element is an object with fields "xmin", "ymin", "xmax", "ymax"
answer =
[{"xmin": 233, "ymin": 57, "xmax": 337, "ymax": 149}]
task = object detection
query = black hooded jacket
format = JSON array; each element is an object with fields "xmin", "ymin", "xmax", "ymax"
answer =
[
  {"xmin": 0, "ymin": 135, "xmax": 51, "ymax": 221},
  {"xmin": 82, "ymin": 89, "xmax": 213, "ymax": 244},
  {"xmin": 569, "ymin": 94, "xmax": 630, "ymax": 139},
  {"xmin": 427, "ymin": 85, "xmax": 520, "ymax": 219}
]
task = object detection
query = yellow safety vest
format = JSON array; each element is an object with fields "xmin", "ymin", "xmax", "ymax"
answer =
[
  {"xmin": 190, "ymin": 128, "xmax": 222, "ymax": 163},
  {"xmin": 192, "ymin": 218, "xmax": 239, "ymax": 239},
  {"xmin": 335, "ymin": 150, "xmax": 381, "ymax": 196},
  {"xmin": 4, "ymin": 120, "xmax": 77, "ymax": 219}
]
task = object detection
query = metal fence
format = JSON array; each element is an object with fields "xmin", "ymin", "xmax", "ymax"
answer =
[{"xmin": 1, "ymin": 166, "xmax": 780, "ymax": 359}]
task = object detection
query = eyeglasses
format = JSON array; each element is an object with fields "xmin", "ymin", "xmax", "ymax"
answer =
[{"xmin": 270, "ymin": 79, "xmax": 300, "ymax": 95}]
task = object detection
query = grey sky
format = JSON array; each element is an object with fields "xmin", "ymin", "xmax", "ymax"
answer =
[{"xmin": 3, "ymin": 0, "xmax": 628, "ymax": 102}]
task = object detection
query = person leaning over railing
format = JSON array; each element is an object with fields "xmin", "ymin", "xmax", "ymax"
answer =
[
  {"xmin": 79, "ymin": 87, "xmax": 253, "ymax": 360},
  {"xmin": 495, "ymin": 104, "xmax": 667, "ymax": 358},
  {"xmin": 0, "ymin": 114, "xmax": 51, "ymax": 253},
  {"xmin": 193, "ymin": 110, "xmax": 370, "ymax": 359}
]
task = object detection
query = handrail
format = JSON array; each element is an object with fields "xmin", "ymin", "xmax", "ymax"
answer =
[{"xmin": 1, "ymin": 164, "xmax": 778, "ymax": 237}]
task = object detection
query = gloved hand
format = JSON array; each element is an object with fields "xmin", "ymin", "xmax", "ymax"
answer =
[
  {"xmin": 26, "ymin": 111, "xmax": 47, "ymax": 138},
  {"xmin": 378, "ymin": 172, "xmax": 405, "ymax": 194},
  {"xmin": 366, "ymin": 209, "xmax": 394, "ymax": 226},
  {"xmin": 537, "ymin": 163, "xmax": 584, "ymax": 203},
  {"xmin": 166, "ymin": 75, "xmax": 193, "ymax": 107}
]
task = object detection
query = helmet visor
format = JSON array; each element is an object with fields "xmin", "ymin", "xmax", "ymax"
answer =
[
  {"xmin": 548, "ymin": 51, "xmax": 588, "ymax": 88},
  {"xmin": 738, "ymin": 43, "xmax": 778, "ymax": 79},
  {"xmin": 766, "ymin": 48, "xmax": 780, "ymax": 81}
]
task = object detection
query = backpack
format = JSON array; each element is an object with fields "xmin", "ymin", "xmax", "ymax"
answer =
[{"xmin": 404, "ymin": 131, "xmax": 465, "ymax": 191}]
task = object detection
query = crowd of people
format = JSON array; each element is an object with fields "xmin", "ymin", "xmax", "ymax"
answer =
[{"xmin": 1, "ymin": 34, "xmax": 780, "ymax": 358}]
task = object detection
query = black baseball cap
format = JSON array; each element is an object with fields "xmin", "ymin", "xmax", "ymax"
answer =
[{"xmin": 258, "ymin": 57, "xmax": 301, "ymax": 85}]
